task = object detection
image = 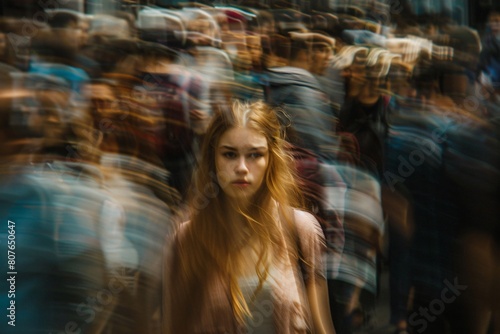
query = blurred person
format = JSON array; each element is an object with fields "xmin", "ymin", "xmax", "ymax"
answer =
[
  {"xmin": 224, "ymin": 39, "xmax": 253, "ymax": 74},
  {"xmin": 257, "ymin": 9, "xmax": 276, "ymax": 36},
  {"xmin": 30, "ymin": 10, "xmax": 98, "ymax": 86},
  {"xmin": 163, "ymin": 100, "xmax": 336, "ymax": 334},
  {"xmin": 88, "ymin": 13, "xmax": 133, "ymax": 42},
  {"xmin": 262, "ymin": 33, "xmax": 289, "ymax": 69},
  {"xmin": 325, "ymin": 163, "xmax": 384, "ymax": 334},
  {"xmin": 265, "ymin": 32, "xmax": 338, "ymax": 163},
  {"xmin": 0, "ymin": 17, "xmax": 30, "ymax": 69},
  {"xmin": 96, "ymin": 114, "xmax": 178, "ymax": 334},
  {"xmin": 185, "ymin": 13, "xmax": 219, "ymax": 47},
  {"xmin": 477, "ymin": 71, "xmax": 500, "ymax": 334},
  {"xmin": 223, "ymin": 37, "xmax": 265, "ymax": 102},
  {"xmin": 337, "ymin": 47, "xmax": 390, "ymax": 178},
  {"xmin": 246, "ymin": 33, "xmax": 264, "ymax": 72},
  {"xmin": 77, "ymin": 14, "xmax": 91, "ymax": 48},
  {"xmin": 479, "ymin": 7, "xmax": 500, "ymax": 93},
  {"xmin": 30, "ymin": 25, "xmax": 90, "ymax": 93},
  {"xmin": 437, "ymin": 49, "xmax": 500, "ymax": 334},
  {"xmin": 80, "ymin": 74, "xmax": 182, "ymax": 334},
  {"xmin": 46, "ymin": 71, "xmax": 173, "ymax": 334},
  {"xmin": 0, "ymin": 73, "xmax": 116, "ymax": 333},
  {"xmin": 83, "ymin": 79, "xmax": 120, "ymax": 136},
  {"xmin": 309, "ymin": 33, "xmax": 345, "ymax": 116},
  {"xmin": 383, "ymin": 58, "xmax": 498, "ymax": 334},
  {"xmin": 89, "ymin": 38, "xmax": 141, "ymax": 77},
  {"xmin": 385, "ymin": 59, "xmax": 447, "ymax": 334},
  {"xmin": 47, "ymin": 10, "xmax": 83, "ymax": 52},
  {"xmin": 133, "ymin": 43, "xmax": 201, "ymax": 200},
  {"xmin": 382, "ymin": 60, "xmax": 419, "ymax": 334},
  {"xmin": 265, "ymin": 33, "xmax": 346, "ymax": 329},
  {"xmin": 326, "ymin": 46, "xmax": 392, "ymax": 333},
  {"xmin": 83, "ymin": 76, "xmax": 182, "ymax": 206}
]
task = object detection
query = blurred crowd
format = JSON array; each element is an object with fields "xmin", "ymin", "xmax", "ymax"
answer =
[{"xmin": 0, "ymin": 1, "xmax": 499, "ymax": 333}]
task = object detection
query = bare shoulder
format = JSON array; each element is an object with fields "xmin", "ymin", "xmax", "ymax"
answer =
[
  {"xmin": 292, "ymin": 208, "xmax": 323, "ymax": 235},
  {"xmin": 291, "ymin": 208, "xmax": 327, "ymax": 264},
  {"xmin": 293, "ymin": 209, "xmax": 317, "ymax": 223}
]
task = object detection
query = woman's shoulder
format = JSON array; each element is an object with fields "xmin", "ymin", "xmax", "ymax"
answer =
[{"xmin": 291, "ymin": 208, "xmax": 324, "ymax": 237}]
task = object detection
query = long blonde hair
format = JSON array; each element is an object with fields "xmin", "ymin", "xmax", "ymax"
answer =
[{"xmin": 169, "ymin": 100, "xmax": 303, "ymax": 331}]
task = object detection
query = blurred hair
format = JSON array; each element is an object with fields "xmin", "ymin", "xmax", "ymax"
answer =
[
  {"xmin": 489, "ymin": 6, "xmax": 500, "ymax": 18},
  {"xmin": 48, "ymin": 11, "xmax": 80, "ymax": 29},
  {"xmin": 169, "ymin": 100, "xmax": 303, "ymax": 331},
  {"xmin": 289, "ymin": 36, "xmax": 309, "ymax": 61}
]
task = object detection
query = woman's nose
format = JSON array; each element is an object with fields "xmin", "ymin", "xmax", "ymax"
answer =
[{"xmin": 235, "ymin": 157, "xmax": 248, "ymax": 174}]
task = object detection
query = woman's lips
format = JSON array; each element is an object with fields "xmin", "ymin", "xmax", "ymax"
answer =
[{"xmin": 232, "ymin": 181, "xmax": 250, "ymax": 187}]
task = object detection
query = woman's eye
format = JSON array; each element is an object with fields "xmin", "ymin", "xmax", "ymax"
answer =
[
  {"xmin": 249, "ymin": 152, "xmax": 263, "ymax": 159},
  {"xmin": 223, "ymin": 152, "xmax": 237, "ymax": 158}
]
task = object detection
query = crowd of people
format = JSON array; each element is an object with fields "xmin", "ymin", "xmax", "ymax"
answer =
[{"xmin": 0, "ymin": 1, "xmax": 499, "ymax": 333}]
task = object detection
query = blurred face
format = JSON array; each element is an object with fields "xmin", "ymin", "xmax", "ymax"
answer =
[
  {"xmin": 310, "ymin": 43, "xmax": 333, "ymax": 75},
  {"xmin": 40, "ymin": 91, "xmax": 68, "ymax": 147},
  {"xmin": 489, "ymin": 12, "xmax": 500, "ymax": 36},
  {"xmin": 78, "ymin": 19, "xmax": 89, "ymax": 47},
  {"xmin": 216, "ymin": 126, "xmax": 269, "ymax": 204},
  {"xmin": 53, "ymin": 20, "xmax": 81, "ymax": 51},
  {"xmin": 343, "ymin": 55, "xmax": 367, "ymax": 98},
  {"xmin": 84, "ymin": 83, "xmax": 117, "ymax": 131},
  {"xmin": 246, "ymin": 36, "xmax": 262, "ymax": 67},
  {"xmin": 390, "ymin": 77, "xmax": 416, "ymax": 99}
]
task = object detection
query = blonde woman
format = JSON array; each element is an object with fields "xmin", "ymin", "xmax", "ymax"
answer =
[{"xmin": 163, "ymin": 101, "xmax": 336, "ymax": 333}]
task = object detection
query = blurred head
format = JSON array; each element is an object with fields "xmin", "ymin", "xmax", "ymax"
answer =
[
  {"xmin": 388, "ymin": 61, "xmax": 416, "ymax": 99},
  {"xmin": 488, "ymin": 10, "xmax": 500, "ymax": 36},
  {"xmin": 258, "ymin": 10, "xmax": 276, "ymax": 36},
  {"xmin": 223, "ymin": 41, "xmax": 252, "ymax": 72},
  {"xmin": 0, "ymin": 74, "xmax": 83, "ymax": 160},
  {"xmin": 82, "ymin": 80, "xmax": 118, "ymax": 133},
  {"xmin": 246, "ymin": 34, "xmax": 263, "ymax": 69},
  {"xmin": 341, "ymin": 49, "xmax": 368, "ymax": 98},
  {"xmin": 289, "ymin": 32, "xmax": 335, "ymax": 74},
  {"xmin": 0, "ymin": 85, "xmax": 37, "ymax": 159},
  {"xmin": 78, "ymin": 16, "xmax": 90, "ymax": 47},
  {"xmin": 48, "ymin": 11, "xmax": 82, "ymax": 52},
  {"xmin": 263, "ymin": 34, "xmax": 290, "ymax": 68},
  {"xmin": 288, "ymin": 35, "xmax": 310, "ymax": 69},
  {"xmin": 310, "ymin": 41, "xmax": 334, "ymax": 75}
]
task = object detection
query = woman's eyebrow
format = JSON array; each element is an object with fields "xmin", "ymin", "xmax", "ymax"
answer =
[
  {"xmin": 219, "ymin": 145, "xmax": 236, "ymax": 150},
  {"xmin": 247, "ymin": 146, "xmax": 268, "ymax": 151},
  {"xmin": 219, "ymin": 145, "xmax": 268, "ymax": 151}
]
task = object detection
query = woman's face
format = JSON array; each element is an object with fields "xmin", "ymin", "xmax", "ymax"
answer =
[{"xmin": 216, "ymin": 126, "xmax": 269, "ymax": 204}]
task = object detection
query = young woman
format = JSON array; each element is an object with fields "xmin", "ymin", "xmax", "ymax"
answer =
[{"xmin": 163, "ymin": 100, "xmax": 336, "ymax": 333}]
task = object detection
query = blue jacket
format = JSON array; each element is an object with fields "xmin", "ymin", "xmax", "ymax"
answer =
[
  {"xmin": 0, "ymin": 162, "xmax": 109, "ymax": 333},
  {"xmin": 265, "ymin": 66, "xmax": 338, "ymax": 162}
]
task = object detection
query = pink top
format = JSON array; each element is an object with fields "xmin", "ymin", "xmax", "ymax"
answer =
[{"xmin": 163, "ymin": 209, "xmax": 326, "ymax": 334}]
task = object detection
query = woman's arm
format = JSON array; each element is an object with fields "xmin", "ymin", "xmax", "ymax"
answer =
[
  {"xmin": 294, "ymin": 210, "xmax": 336, "ymax": 334},
  {"xmin": 306, "ymin": 276, "xmax": 336, "ymax": 334}
]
